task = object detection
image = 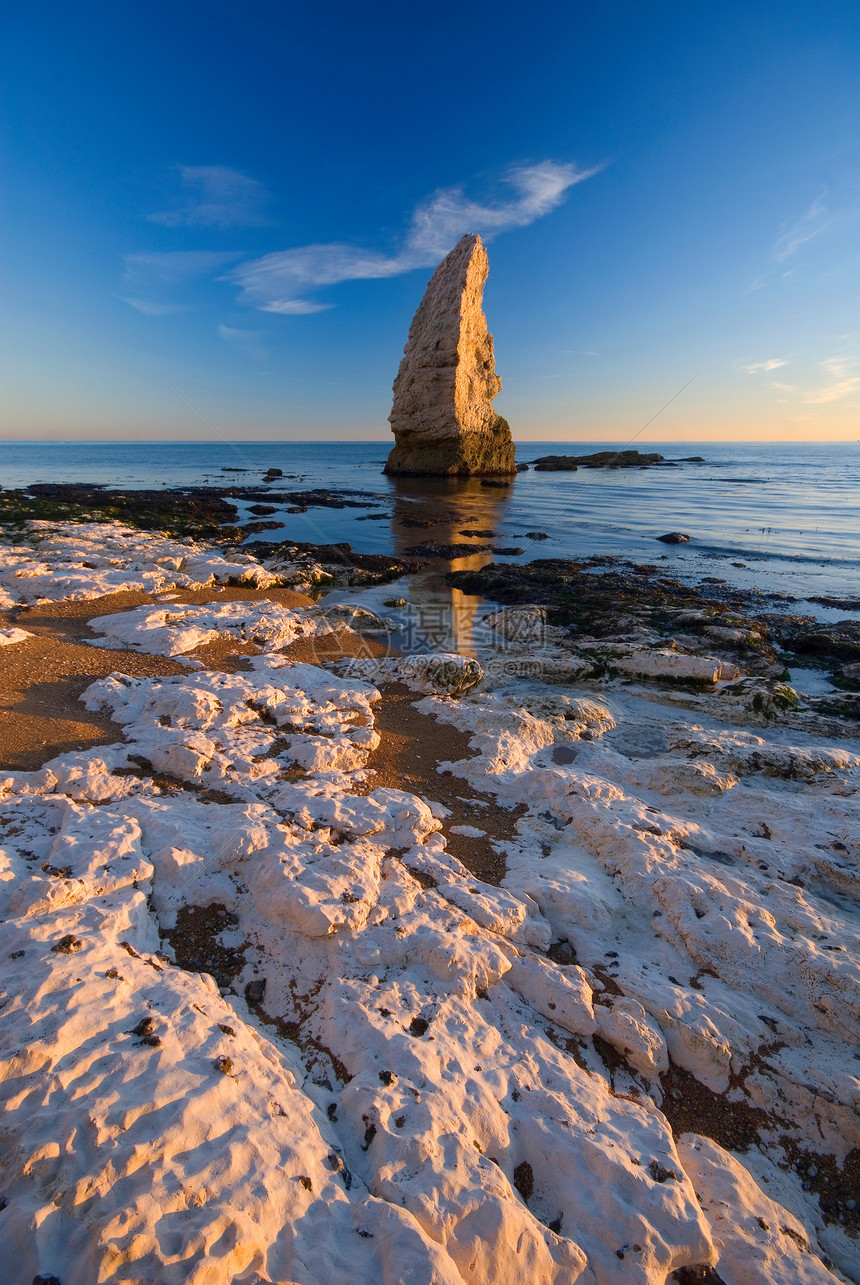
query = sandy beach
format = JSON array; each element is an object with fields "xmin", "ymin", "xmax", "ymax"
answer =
[{"xmin": 0, "ymin": 513, "xmax": 857, "ymax": 1284}]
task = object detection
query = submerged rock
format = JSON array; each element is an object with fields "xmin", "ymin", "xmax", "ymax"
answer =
[
  {"xmin": 657, "ymin": 532, "xmax": 691, "ymax": 544},
  {"xmin": 385, "ymin": 234, "xmax": 515, "ymax": 477}
]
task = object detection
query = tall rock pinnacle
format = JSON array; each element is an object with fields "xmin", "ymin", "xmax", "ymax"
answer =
[{"xmin": 384, "ymin": 233, "xmax": 515, "ymax": 476}]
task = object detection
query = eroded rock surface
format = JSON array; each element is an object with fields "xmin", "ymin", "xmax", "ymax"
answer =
[
  {"xmin": 385, "ymin": 234, "xmax": 515, "ymax": 476},
  {"xmin": 2, "ymin": 517, "xmax": 859, "ymax": 1285}
]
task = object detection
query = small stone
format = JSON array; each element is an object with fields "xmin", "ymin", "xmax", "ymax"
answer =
[
  {"xmin": 378, "ymin": 1070, "xmax": 396, "ymax": 1086},
  {"xmin": 245, "ymin": 978, "xmax": 266, "ymax": 1005},
  {"xmin": 218, "ymin": 1024, "xmax": 235, "ymax": 1036},
  {"xmin": 213, "ymin": 1055, "xmax": 233, "ymax": 1075},
  {"xmin": 656, "ymin": 532, "xmax": 690, "ymax": 544},
  {"xmin": 51, "ymin": 934, "xmax": 82, "ymax": 954},
  {"xmin": 513, "ymin": 1161, "xmax": 534, "ymax": 1201},
  {"xmin": 408, "ymin": 1016, "xmax": 430, "ymax": 1038}
]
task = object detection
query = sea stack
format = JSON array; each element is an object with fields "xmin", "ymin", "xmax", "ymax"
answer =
[{"xmin": 384, "ymin": 233, "xmax": 515, "ymax": 476}]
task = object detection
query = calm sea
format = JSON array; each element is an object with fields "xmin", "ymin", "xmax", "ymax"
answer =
[{"xmin": 2, "ymin": 440, "xmax": 859, "ymax": 610}]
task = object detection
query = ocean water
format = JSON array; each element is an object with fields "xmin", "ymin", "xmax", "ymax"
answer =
[{"xmin": 2, "ymin": 439, "xmax": 859, "ymax": 609}]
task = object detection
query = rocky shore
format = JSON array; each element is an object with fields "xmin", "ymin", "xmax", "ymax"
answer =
[{"xmin": 0, "ymin": 511, "xmax": 858, "ymax": 1284}]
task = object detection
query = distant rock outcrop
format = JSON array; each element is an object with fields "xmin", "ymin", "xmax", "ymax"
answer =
[
  {"xmin": 533, "ymin": 450, "xmax": 665, "ymax": 471},
  {"xmin": 384, "ymin": 234, "xmax": 515, "ymax": 476}
]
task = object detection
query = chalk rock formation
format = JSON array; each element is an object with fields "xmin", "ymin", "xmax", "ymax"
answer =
[{"xmin": 385, "ymin": 233, "xmax": 515, "ymax": 476}]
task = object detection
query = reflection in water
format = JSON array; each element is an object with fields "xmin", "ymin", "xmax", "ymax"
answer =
[{"xmin": 387, "ymin": 476, "xmax": 511, "ymax": 657}]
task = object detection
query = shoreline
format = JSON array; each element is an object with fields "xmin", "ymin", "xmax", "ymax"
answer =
[{"xmin": 0, "ymin": 511, "xmax": 858, "ymax": 1282}]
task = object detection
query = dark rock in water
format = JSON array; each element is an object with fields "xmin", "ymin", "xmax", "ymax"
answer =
[
  {"xmin": 775, "ymin": 618, "xmax": 860, "ymax": 661},
  {"xmin": 657, "ymin": 532, "xmax": 690, "ymax": 544},
  {"xmin": 32, "ymin": 1276, "xmax": 63, "ymax": 1285},
  {"xmin": 263, "ymin": 468, "xmax": 283, "ymax": 480},
  {"xmin": 516, "ymin": 461, "xmax": 530, "ymax": 471},
  {"xmin": 405, "ymin": 541, "xmax": 492, "ymax": 558},
  {"xmin": 248, "ymin": 504, "xmax": 278, "ymax": 515},
  {"xmin": 0, "ymin": 482, "xmax": 385, "ymax": 539},
  {"xmin": 534, "ymin": 457, "xmax": 577, "ymax": 471},
  {"xmin": 809, "ymin": 594, "xmax": 860, "ymax": 611},
  {"xmin": 247, "ymin": 538, "xmax": 423, "ymax": 585},
  {"xmin": 533, "ymin": 450, "xmax": 665, "ymax": 471},
  {"xmin": 460, "ymin": 529, "xmax": 497, "ymax": 538},
  {"xmin": 491, "ymin": 547, "xmax": 525, "ymax": 556},
  {"xmin": 677, "ymin": 456, "xmax": 706, "ymax": 462},
  {"xmin": 245, "ymin": 978, "xmax": 267, "ymax": 1005},
  {"xmin": 481, "ymin": 478, "xmax": 511, "ymax": 488},
  {"xmin": 807, "ymin": 692, "xmax": 860, "ymax": 720},
  {"xmin": 241, "ymin": 520, "xmax": 285, "ymax": 536},
  {"xmin": 401, "ymin": 516, "xmax": 440, "ymax": 528},
  {"xmin": 525, "ymin": 531, "xmax": 549, "ymax": 540},
  {"xmin": 220, "ymin": 466, "xmax": 246, "ymax": 472},
  {"xmin": 355, "ymin": 512, "xmax": 389, "ymax": 521}
]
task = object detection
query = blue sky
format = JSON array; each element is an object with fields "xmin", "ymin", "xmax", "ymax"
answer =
[{"xmin": 2, "ymin": 0, "xmax": 859, "ymax": 441}]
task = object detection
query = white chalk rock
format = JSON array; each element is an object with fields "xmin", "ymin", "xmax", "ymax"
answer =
[
  {"xmin": 594, "ymin": 996, "xmax": 669, "ymax": 1079},
  {"xmin": 347, "ymin": 652, "xmax": 483, "ymax": 696},
  {"xmin": 676, "ymin": 1134, "xmax": 837, "ymax": 1284},
  {"xmin": 506, "ymin": 953, "xmax": 596, "ymax": 1036},
  {"xmin": 483, "ymin": 606, "xmax": 550, "ymax": 643},
  {"xmin": 0, "ymin": 626, "xmax": 33, "ymax": 645}
]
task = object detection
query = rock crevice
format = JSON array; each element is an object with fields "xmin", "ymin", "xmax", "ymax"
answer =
[{"xmin": 385, "ymin": 233, "xmax": 515, "ymax": 476}]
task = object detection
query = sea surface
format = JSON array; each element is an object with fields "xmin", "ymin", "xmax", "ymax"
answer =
[{"xmin": 2, "ymin": 439, "xmax": 859, "ymax": 611}]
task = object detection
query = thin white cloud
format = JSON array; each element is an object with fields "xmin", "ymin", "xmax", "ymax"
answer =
[
  {"xmin": 217, "ymin": 324, "xmax": 269, "ymax": 361},
  {"xmin": 227, "ymin": 161, "xmax": 598, "ymax": 313},
  {"xmin": 150, "ymin": 165, "xmax": 271, "ymax": 229},
  {"xmin": 263, "ymin": 298, "xmax": 333, "ymax": 315},
  {"xmin": 741, "ymin": 358, "xmax": 787, "ymax": 374},
  {"xmin": 120, "ymin": 297, "xmax": 186, "ymax": 315},
  {"xmin": 745, "ymin": 192, "xmax": 847, "ymax": 291},
  {"xmin": 124, "ymin": 251, "xmax": 245, "ymax": 283},
  {"xmin": 803, "ymin": 354, "xmax": 860, "ymax": 404},
  {"xmin": 771, "ymin": 195, "xmax": 833, "ymax": 262}
]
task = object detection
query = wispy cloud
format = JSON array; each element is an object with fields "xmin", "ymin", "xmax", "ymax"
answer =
[
  {"xmin": 120, "ymin": 297, "xmax": 186, "ymax": 315},
  {"xmin": 217, "ymin": 324, "xmax": 269, "ymax": 361},
  {"xmin": 124, "ymin": 250, "xmax": 245, "ymax": 283},
  {"xmin": 803, "ymin": 354, "xmax": 860, "ymax": 404},
  {"xmin": 150, "ymin": 165, "xmax": 272, "ymax": 229},
  {"xmin": 227, "ymin": 161, "xmax": 597, "ymax": 313},
  {"xmin": 741, "ymin": 358, "xmax": 787, "ymax": 374},
  {"xmin": 771, "ymin": 195, "xmax": 833, "ymax": 262},
  {"xmin": 746, "ymin": 192, "xmax": 850, "ymax": 291}
]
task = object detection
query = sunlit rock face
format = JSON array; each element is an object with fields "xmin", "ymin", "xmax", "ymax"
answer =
[{"xmin": 385, "ymin": 233, "xmax": 515, "ymax": 476}]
